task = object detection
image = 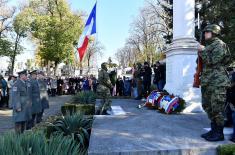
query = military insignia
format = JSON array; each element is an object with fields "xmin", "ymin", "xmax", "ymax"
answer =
[{"xmin": 13, "ymin": 87, "xmax": 17, "ymax": 91}]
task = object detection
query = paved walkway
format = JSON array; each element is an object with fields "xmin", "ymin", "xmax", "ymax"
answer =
[
  {"xmin": 0, "ymin": 95, "xmax": 72, "ymax": 134},
  {"xmin": 89, "ymin": 99, "xmax": 232, "ymax": 155}
]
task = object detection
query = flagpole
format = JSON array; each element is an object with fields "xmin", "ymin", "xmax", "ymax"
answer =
[{"xmin": 95, "ymin": 0, "xmax": 98, "ymax": 76}]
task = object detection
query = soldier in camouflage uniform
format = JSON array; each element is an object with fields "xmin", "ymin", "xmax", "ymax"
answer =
[
  {"xmin": 199, "ymin": 24, "xmax": 231, "ymax": 141},
  {"xmin": 96, "ymin": 63, "xmax": 113, "ymax": 115}
]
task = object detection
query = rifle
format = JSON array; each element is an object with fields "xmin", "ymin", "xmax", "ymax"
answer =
[
  {"xmin": 193, "ymin": 31, "xmax": 204, "ymax": 88},
  {"xmin": 193, "ymin": 56, "xmax": 203, "ymax": 88}
]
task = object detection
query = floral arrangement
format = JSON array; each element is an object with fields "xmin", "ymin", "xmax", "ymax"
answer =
[{"xmin": 143, "ymin": 90, "xmax": 186, "ymax": 114}]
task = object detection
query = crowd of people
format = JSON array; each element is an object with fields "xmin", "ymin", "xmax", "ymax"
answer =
[
  {"xmin": 0, "ymin": 74, "xmax": 98, "ymax": 109},
  {"xmin": 0, "ymin": 70, "xmax": 49, "ymax": 133},
  {"xmin": 114, "ymin": 61, "xmax": 166, "ymax": 100},
  {"xmin": 0, "ymin": 69, "xmax": 100, "ymax": 133},
  {"xmin": 45, "ymin": 75, "xmax": 98, "ymax": 97}
]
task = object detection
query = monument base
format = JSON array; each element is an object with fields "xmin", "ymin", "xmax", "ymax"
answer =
[{"xmin": 164, "ymin": 38, "xmax": 203, "ymax": 113}]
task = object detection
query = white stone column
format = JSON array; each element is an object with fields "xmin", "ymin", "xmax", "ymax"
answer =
[{"xmin": 164, "ymin": 0, "xmax": 202, "ymax": 113}]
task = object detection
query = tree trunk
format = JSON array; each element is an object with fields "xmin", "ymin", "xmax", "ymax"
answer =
[
  {"xmin": 46, "ymin": 61, "xmax": 50, "ymax": 76},
  {"xmin": 10, "ymin": 34, "xmax": 20, "ymax": 74},
  {"xmin": 79, "ymin": 62, "xmax": 83, "ymax": 75},
  {"xmin": 54, "ymin": 61, "xmax": 58, "ymax": 76},
  {"xmin": 87, "ymin": 55, "xmax": 91, "ymax": 74}
]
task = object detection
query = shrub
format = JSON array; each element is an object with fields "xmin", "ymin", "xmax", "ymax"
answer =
[
  {"xmin": 71, "ymin": 91, "xmax": 96, "ymax": 104},
  {"xmin": 217, "ymin": 144, "xmax": 235, "ymax": 155},
  {"xmin": 61, "ymin": 103, "xmax": 95, "ymax": 115},
  {"xmin": 33, "ymin": 115, "xmax": 61, "ymax": 131},
  {"xmin": 0, "ymin": 132, "xmax": 83, "ymax": 155},
  {"xmin": 45, "ymin": 114, "xmax": 93, "ymax": 150}
]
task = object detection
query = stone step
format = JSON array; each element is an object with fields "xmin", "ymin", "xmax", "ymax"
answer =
[{"xmin": 110, "ymin": 106, "xmax": 126, "ymax": 115}]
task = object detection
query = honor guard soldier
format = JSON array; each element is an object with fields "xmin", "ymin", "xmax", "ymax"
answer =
[
  {"xmin": 37, "ymin": 71, "xmax": 49, "ymax": 122},
  {"xmin": 198, "ymin": 24, "xmax": 231, "ymax": 141},
  {"xmin": 12, "ymin": 70, "xmax": 32, "ymax": 134},
  {"xmin": 96, "ymin": 63, "xmax": 113, "ymax": 115},
  {"xmin": 27, "ymin": 70, "xmax": 42, "ymax": 128}
]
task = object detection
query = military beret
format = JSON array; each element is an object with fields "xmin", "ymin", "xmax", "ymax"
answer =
[
  {"xmin": 17, "ymin": 69, "xmax": 27, "ymax": 75},
  {"xmin": 29, "ymin": 70, "xmax": 37, "ymax": 75}
]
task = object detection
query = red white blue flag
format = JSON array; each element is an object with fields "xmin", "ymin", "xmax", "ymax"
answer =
[{"xmin": 77, "ymin": 2, "xmax": 97, "ymax": 62}]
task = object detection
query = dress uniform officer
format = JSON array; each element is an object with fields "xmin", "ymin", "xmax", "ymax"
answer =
[
  {"xmin": 37, "ymin": 71, "xmax": 49, "ymax": 122},
  {"xmin": 12, "ymin": 70, "xmax": 32, "ymax": 133},
  {"xmin": 27, "ymin": 70, "xmax": 42, "ymax": 128}
]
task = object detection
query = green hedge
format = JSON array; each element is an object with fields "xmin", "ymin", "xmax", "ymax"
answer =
[
  {"xmin": 61, "ymin": 103, "xmax": 95, "ymax": 116},
  {"xmin": 71, "ymin": 91, "xmax": 96, "ymax": 105},
  {"xmin": 217, "ymin": 144, "xmax": 235, "ymax": 155}
]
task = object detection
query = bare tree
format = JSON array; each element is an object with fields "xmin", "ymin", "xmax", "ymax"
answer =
[
  {"xmin": 0, "ymin": 1, "xmax": 16, "ymax": 37},
  {"xmin": 115, "ymin": 0, "xmax": 171, "ymax": 67},
  {"xmin": 84, "ymin": 40, "xmax": 104, "ymax": 74}
]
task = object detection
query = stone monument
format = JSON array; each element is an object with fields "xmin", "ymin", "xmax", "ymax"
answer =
[{"xmin": 164, "ymin": 0, "xmax": 202, "ymax": 112}]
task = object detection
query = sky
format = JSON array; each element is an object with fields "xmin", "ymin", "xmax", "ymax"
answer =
[
  {"xmin": 1, "ymin": 0, "xmax": 145, "ymax": 70},
  {"xmin": 69, "ymin": 0, "xmax": 145, "ymax": 64}
]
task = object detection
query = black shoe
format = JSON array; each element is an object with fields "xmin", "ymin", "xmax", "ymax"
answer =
[
  {"xmin": 201, "ymin": 122, "xmax": 215, "ymax": 139},
  {"xmin": 206, "ymin": 125, "xmax": 224, "ymax": 142}
]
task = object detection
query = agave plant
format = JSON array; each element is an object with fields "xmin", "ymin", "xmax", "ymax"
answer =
[
  {"xmin": 45, "ymin": 134, "xmax": 83, "ymax": 155},
  {"xmin": 0, "ymin": 131, "xmax": 84, "ymax": 155},
  {"xmin": 46, "ymin": 114, "xmax": 93, "ymax": 149},
  {"xmin": 72, "ymin": 91, "xmax": 96, "ymax": 104}
]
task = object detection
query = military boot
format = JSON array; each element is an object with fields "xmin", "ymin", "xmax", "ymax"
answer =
[
  {"xmin": 206, "ymin": 125, "xmax": 224, "ymax": 142},
  {"xmin": 201, "ymin": 122, "xmax": 215, "ymax": 139}
]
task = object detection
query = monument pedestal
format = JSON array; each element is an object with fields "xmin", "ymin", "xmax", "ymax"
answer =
[
  {"xmin": 164, "ymin": 38, "xmax": 202, "ymax": 112},
  {"xmin": 164, "ymin": 0, "xmax": 202, "ymax": 113}
]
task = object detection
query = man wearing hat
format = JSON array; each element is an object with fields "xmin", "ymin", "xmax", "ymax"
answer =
[
  {"xmin": 27, "ymin": 70, "xmax": 42, "ymax": 128},
  {"xmin": 198, "ymin": 24, "xmax": 231, "ymax": 141},
  {"xmin": 37, "ymin": 71, "xmax": 49, "ymax": 122},
  {"xmin": 11, "ymin": 70, "xmax": 32, "ymax": 133}
]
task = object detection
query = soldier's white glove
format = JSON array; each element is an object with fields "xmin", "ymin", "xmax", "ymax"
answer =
[{"xmin": 198, "ymin": 44, "xmax": 205, "ymax": 52}]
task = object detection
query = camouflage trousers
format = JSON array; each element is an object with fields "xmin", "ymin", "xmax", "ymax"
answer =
[
  {"xmin": 201, "ymin": 86, "xmax": 227, "ymax": 126},
  {"xmin": 98, "ymin": 95, "xmax": 112, "ymax": 114},
  {"xmin": 97, "ymin": 85, "xmax": 112, "ymax": 114}
]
